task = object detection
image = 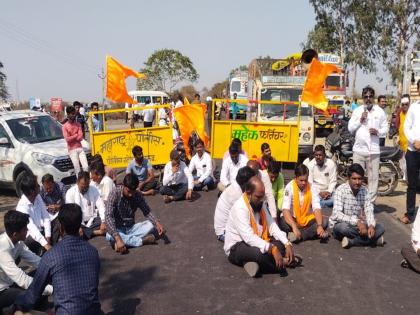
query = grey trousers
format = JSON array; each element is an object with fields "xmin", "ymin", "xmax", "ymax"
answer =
[{"xmin": 353, "ymin": 152, "xmax": 379, "ymax": 204}]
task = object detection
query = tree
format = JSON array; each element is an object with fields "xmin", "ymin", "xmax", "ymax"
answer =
[
  {"xmin": 137, "ymin": 49, "xmax": 199, "ymax": 93},
  {"xmin": 376, "ymin": 0, "xmax": 419, "ymax": 99},
  {"xmin": 208, "ymin": 80, "xmax": 228, "ymax": 98},
  {"xmin": 229, "ymin": 65, "xmax": 248, "ymax": 77},
  {"xmin": 178, "ymin": 84, "xmax": 199, "ymax": 102},
  {"xmin": 0, "ymin": 61, "xmax": 9, "ymax": 101}
]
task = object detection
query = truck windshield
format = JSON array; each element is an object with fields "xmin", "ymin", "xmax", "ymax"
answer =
[
  {"xmin": 230, "ymin": 81, "xmax": 241, "ymax": 92},
  {"xmin": 6, "ymin": 115, "xmax": 63, "ymax": 144},
  {"xmin": 325, "ymin": 75, "xmax": 341, "ymax": 89}
]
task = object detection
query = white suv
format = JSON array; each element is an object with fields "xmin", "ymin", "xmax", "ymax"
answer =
[{"xmin": 0, "ymin": 110, "xmax": 90, "ymax": 196}]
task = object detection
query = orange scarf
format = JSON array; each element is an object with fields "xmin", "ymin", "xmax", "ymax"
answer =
[
  {"xmin": 292, "ymin": 180, "xmax": 315, "ymax": 227},
  {"xmin": 243, "ymin": 193, "xmax": 269, "ymax": 241}
]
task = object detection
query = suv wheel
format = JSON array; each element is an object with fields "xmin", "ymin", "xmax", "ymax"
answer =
[{"xmin": 15, "ymin": 170, "xmax": 32, "ymax": 197}]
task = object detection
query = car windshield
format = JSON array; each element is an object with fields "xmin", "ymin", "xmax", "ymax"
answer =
[{"xmin": 6, "ymin": 115, "xmax": 63, "ymax": 144}]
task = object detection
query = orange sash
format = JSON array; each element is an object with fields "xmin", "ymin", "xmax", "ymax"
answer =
[
  {"xmin": 243, "ymin": 193, "xmax": 269, "ymax": 241},
  {"xmin": 292, "ymin": 180, "xmax": 315, "ymax": 227}
]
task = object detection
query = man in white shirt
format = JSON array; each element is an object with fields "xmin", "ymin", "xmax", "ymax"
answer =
[
  {"xmin": 218, "ymin": 143, "xmax": 248, "ymax": 192},
  {"xmin": 246, "ymin": 160, "xmax": 278, "ymax": 219},
  {"xmin": 224, "ymin": 177, "xmax": 301, "ymax": 277},
  {"xmin": 306, "ymin": 145, "xmax": 337, "ymax": 208},
  {"xmin": 143, "ymin": 99, "xmax": 155, "ymax": 128},
  {"xmin": 0, "ymin": 211, "xmax": 53, "ymax": 312},
  {"xmin": 401, "ymin": 80, "xmax": 420, "ymax": 224},
  {"xmin": 279, "ymin": 164, "xmax": 329, "ymax": 243},
  {"xmin": 189, "ymin": 139, "xmax": 214, "ymax": 191},
  {"xmin": 90, "ymin": 161, "xmax": 115, "ymax": 205},
  {"xmin": 401, "ymin": 207, "xmax": 420, "ymax": 272},
  {"xmin": 348, "ymin": 86, "xmax": 388, "ymax": 204},
  {"xmin": 214, "ymin": 166, "xmax": 256, "ymax": 242},
  {"xmin": 16, "ymin": 175, "xmax": 52, "ymax": 256},
  {"xmin": 160, "ymin": 150, "xmax": 194, "ymax": 203},
  {"xmin": 66, "ymin": 171, "xmax": 106, "ymax": 239},
  {"xmin": 222, "ymin": 138, "xmax": 248, "ymax": 161}
]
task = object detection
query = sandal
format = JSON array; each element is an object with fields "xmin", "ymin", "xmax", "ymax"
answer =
[
  {"xmin": 286, "ymin": 254, "xmax": 303, "ymax": 268},
  {"xmin": 400, "ymin": 259, "xmax": 409, "ymax": 269}
]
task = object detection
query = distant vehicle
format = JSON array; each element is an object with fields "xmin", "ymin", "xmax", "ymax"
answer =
[
  {"xmin": 0, "ymin": 103, "xmax": 13, "ymax": 112},
  {"xmin": 0, "ymin": 110, "xmax": 90, "ymax": 196},
  {"xmin": 128, "ymin": 90, "xmax": 170, "ymax": 105},
  {"xmin": 228, "ymin": 71, "xmax": 248, "ymax": 119}
]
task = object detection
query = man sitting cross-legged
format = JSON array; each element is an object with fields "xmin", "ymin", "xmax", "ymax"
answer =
[
  {"xmin": 106, "ymin": 174, "xmax": 166, "ymax": 254},
  {"xmin": 160, "ymin": 149, "xmax": 194, "ymax": 203},
  {"xmin": 188, "ymin": 139, "xmax": 215, "ymax": 191},
  {"xmin": 279, "ymin": 164, "xmax": 329, "ymax": 243},
  {"xmin": 126, "ymin": 145, "xmax": 157, "ymax": 196},
  {"xmin": 329, "ymin": 163, "xmax": 385, "ymax": 249},
  {"xmin": 0, "ymin": 211, "xmax": 53, "ymax": 313},
  {"xmin": 401, "ymin": 208, "xmax": 420, "ymax": 273},
  {"xmin": 66, "ymin": 171, "xmax": 106, "ymax": 239},
  {"xmin": 218, "ymin": 142, "xmax": 248, "ymax": 192},
  {"xmin": 214, "ymin": 166, "xmax": 256, "ymax": 242},
  {"xmin": 224, "ymin": 177, "xmax": 301, "ymax": 277}
]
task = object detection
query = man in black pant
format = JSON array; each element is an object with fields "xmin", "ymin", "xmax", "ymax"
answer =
[
  {"xmin": 400, "ymin": 80, "xmax": 420, "ymax": 224},
  {"xmin": 223, "ymin": 177, "xmax": 301, "ymax": 277}
]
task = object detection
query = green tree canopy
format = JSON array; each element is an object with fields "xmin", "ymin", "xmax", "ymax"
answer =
[{"xmin": 137, "ymin": 49, "xmax": 199, "ymax": 93}]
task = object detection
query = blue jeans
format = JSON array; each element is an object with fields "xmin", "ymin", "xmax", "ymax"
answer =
[
  {"xmin": 193, "ymin": 175, "xmax": 215, "ymax": 191},
  {"xmin": 106, "ymin": 220, "xmax": 154, "ymax": 248},
  {"xmin": 332, "ymin": 222, "xmax": 385, "ymax": 247},
  {"xmin": 320, "ymin": 197, "xmax": 334, "ymax": 208}
]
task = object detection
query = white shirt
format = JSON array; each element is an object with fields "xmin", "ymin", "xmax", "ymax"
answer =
[
  {"xmin": 65, "ymin": 185, "xmax": 106, "ymax": 226},
  {"xmin": 412, "ymin": 208, "xmax": 420, "ymax": 252},
  {"xmin": 214, "ymin": 182, "xmax": 242, "ymax": 236},
  {"xmin": 224, "ymin": 194, "xmax": 288, "ymax": 255},
  {"xmin": 404, "ymin": 101, "xmax": 420, "ymax": 152},
  {"xmin": 282, "ymin": 180, "xmax": 321, "ymax": 216},
  {"xmin": 259, "ymin": 170, "xmax": 277, "ymax": 218},
  {"xmin": 220, "ymin": 154, "xmax": 248, "ymax": 187},
  {"xmin": 143, "ymin": 105, "xmax": 155, "ymax": 123},
  {"xmin": 158, "ymin": 107, "xmax": 169, "ymax": 126},
  {"xmin": 91, "ymin": 175, "xmax": 115, "ymax": 204},
  {"xmin": 16, "ymin": 194, "xmax": 51, "ymax": 247},
  {"xmin": 188, "ymin": 152, "xmax": 213, "ymax": 183},
  {"xmin": 162, "ymin": 160, "xmax": 194, "ymax": 190},
  {"xmin": 307, "ymin": 158, "xmax": 337, "ymax": 193},
  {"xmin": 0, "ymin": 233, "xmax": 53, "ymax": 295},
  {"xmin": 175, "ymin": 100, "xmax": 183, "ymax": 108},
  {"xmin": 348, "ymin": 105, "xmax": 388, "ymax": 154}
]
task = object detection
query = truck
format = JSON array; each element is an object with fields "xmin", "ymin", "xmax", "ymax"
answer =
[
  {"xmin": 247, "ymin": 57, "xmax": 315, "ymax": 159},
  {"xmin": 228, "ymin": 70, "xmax": 248, "ymax": 119},
  {"xmin": 313, "ymin": 53, "xmax": 346, "ymax": 132}
]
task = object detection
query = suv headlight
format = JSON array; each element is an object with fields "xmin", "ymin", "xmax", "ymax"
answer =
[
  {"xmin": 32, "ymin": 152, "xmax": 55, "ymax": 165},
  {"xmin": 302, "ymin": 132, "xmax": 311, "ymax": 143}
]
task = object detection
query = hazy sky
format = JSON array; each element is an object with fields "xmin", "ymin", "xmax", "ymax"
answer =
[{"xmin": 1, "ymin": 0, "xmax": 392, "ymax": 103}]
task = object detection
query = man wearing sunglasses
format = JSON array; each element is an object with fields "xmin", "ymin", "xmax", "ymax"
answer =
[{"xmin": 348, "ymin": 86, "xmax": 388, "ymax": 205}]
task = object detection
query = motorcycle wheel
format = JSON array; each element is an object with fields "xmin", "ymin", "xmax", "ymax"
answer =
[{"xmin": 377, "ymin": 162, "xmax": 399, "ymax": 196}]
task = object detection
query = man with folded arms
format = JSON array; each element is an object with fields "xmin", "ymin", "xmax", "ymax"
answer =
[
  {"xmin": 279, "ymin": 164, "xmax": 329, "ymax": 243},
  {"xmin": 330, "ymin": 163, "xmax": 385, "ymax": 249},
  {"xmin": 224, "ymin": 177, "xmax": 300, "ymax": 277}
]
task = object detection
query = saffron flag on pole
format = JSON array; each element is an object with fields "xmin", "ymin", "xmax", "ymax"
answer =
[
  {"xmin": 301, "ymin": 58, "xmax": 340, "ymax": 111},
  {"xmin": 105, "ymin": 55, "xmax": 145, "ymax": 104},
  {"xmin": 174, "ymin": 104, "xmax": 209, "ymax": 158}
]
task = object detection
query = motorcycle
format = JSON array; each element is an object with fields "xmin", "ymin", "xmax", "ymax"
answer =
[{"xmin": 325, "ymin": 114, "xmax": 402, "ymax": 196}]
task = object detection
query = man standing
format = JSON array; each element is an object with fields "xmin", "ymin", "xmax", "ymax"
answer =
[
  {"xmin": 0, "ymin": 211, "xmax": 53, "ymax": 311},
  {"xmin": 14, "ymin": 204, "xmax": 103, "ymax": 314},
  {"xmin": 218, "ymin": 143, "xmax": 248, "ymax": 191},
  {"xmin": 126, "ymin": 146, "xmax": 157, "ymax": 196},
  {"xmin": 401, "ymin": 80, "xmax": 420, "ymax": 224},
  {"xmin": 348, "ymin": 86, "xmax": 388, "ymax": 205},
  {"xmin": 160, "ymin": 150, "xmax": 193, "ymax": 203},
  {"xmin": 66, "ymin": 172, "xmax": 106, "ymax": 239},
  {"xmin": 73, "ymin": 101, "xmax": 85, "ymax": 139},
  {"xmin": 230, "ymin": 93, "xmax": 239, "ymax": 120},
  {"xmin": 91, "ymin": 102, "xmax": 103, "ymax": 132},
  {"xmin": 16, "ymin": 175, "xmax": 52, "ymax": 256},
  {"xmin": 106, "ymin": 174, "xmax": 166, "ymax": 254},
  {"xmin": 279, "ymin": 164, "xmax": 329, "ymax": 243},
  {"xmin": 306, "ymin": 145, "xmax": 337, "ymax": 208},
  {"xmin": 143, "ymin": 99, "xmax": 155, "ymax": 128},
  {"xmin": 191, "ymin": 93, "xmax": 201, "ymax": 105},
  {"xmin": 396, "ymin": 95, "xmax": 411, "ymax": 181},
  {"xmin": 224, "ymin": 177, "xmax": 300, "ymax": 277},
  {"xmin": 377, "ymin": 95, "xmax": 387, "ymax": 146},
  {"xmin": 63, "ymin": 105, "xmax": 88, "ymax": 176},
  {"xmin": 214, "ymin": 166, "xmax": 256, "ymax": 242},
  {"xmin": 39, "ymin": 174, "xmax": 66, "ymax": 245},
  {"xmin": 188, "ymin": 139, "xmax": 214, "ymax": 191},
  {"xmin": 330, "ymin": 164, "xmax": 385, "ymax": 249}
]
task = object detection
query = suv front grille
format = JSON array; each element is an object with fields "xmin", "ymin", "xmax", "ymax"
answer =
[{"xmin": 53, "ymin": 153, "xmax": 92, "ymax": 172}]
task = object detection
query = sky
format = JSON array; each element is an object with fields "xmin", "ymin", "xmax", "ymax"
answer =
[{"xmin": 1, "ymin": 0, "xmax": 393, "ymax": 103}]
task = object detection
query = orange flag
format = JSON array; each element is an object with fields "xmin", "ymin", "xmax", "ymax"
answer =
[
  {"xmin": 183, "ymin": 97, "xmax": 191, "ymax": 106},
  {"xmin": 106, "ymin": 55, "xmax": 145, "ymax": 104},
  {"xmin": 174, "ymin": 104, "xmax": 209, "ymax": 158},
  {"xmin": 301, "ymin": 58, "xmax": 340, "ymax": 111}
]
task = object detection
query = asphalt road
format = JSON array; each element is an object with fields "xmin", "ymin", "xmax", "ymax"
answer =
[{"xmin": 89, "ymin": 189, "xmax": 418, "ymax": 315}]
